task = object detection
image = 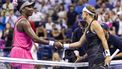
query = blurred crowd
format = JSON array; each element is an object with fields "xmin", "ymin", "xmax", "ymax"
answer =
[{"xmin": 0, "ymin": 0, "xmax": 122, "ymax": 68}]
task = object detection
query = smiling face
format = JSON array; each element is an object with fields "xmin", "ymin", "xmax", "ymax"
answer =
[{"xmin": 22, "ymin": 5, "xmax": 34, "ymax": 17}]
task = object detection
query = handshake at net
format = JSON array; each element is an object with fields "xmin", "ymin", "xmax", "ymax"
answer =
[{"xmin": 49, "ymin": 41, "xmax": 70, "ymax": 49}]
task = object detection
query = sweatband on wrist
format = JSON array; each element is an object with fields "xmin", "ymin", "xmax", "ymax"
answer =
[
  {"xmin": 105, "ymin": 50, "xmax": 110, "ymax": 57},
  {"xmin": 63, "ymin": 44, "xmax": 70, "ymax": 49},
  {"xmin": 49, "ymin": 41, "xmax": 55, "ymax": 46},
  {"xmin": 74, "ymin": 50, "xmax": 79, "ymax": 56}
]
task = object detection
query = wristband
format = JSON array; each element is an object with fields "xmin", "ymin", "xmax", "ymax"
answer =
[
  {"xmin": 74, "ymin": 50, "xmax": 79, "ymax": 56},
  {"xmin": 105, "ymin": 50, "xmax": 110, "ymax": 57},
  {"xmin": 63, "ymin": 44, "xmax": 70, "ymax": 49},
  {"xmin": 49, "ymin": 41, "xmax": 55, "ymax": 46}
]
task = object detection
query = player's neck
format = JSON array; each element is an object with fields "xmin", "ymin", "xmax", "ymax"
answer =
[{"xmin": 21, "ymin": 13, "xmax": 28, "ymax": 19}]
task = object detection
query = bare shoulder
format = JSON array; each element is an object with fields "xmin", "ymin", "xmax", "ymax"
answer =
[
  {"xmin": 92, "ymin": 20, "xmax": 99, "ymax": 25},
  {"xmin": 16, "ymin": 18, "xmax": 29, "ymax": 32},
  {"xmin": 92, "ymin": 20, "xmax": 101, "ymax": 28},
  {"xmin": 19, "ymin": 19, "xmax": 28, "ymax": 25},
  {"xmin": 17, "ymin": 18, "xmax": 30, "ymax": 28},
  {"xmin": 91, "ymin": 20, "xmax": 103, "ymax": 31}
]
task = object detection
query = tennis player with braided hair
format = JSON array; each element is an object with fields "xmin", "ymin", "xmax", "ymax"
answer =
[{"xmin": 58, "ymin": 5, "xmax": 111, "ymax": 69}]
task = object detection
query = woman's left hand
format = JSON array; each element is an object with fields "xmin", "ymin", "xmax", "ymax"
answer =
[
  {"xmin": 104, "ymin": 56, "xmax": 111, "ymax": 66},
  {"xmin": 75, "ymin": 56, "xmax": 83, "ymax": 63}
]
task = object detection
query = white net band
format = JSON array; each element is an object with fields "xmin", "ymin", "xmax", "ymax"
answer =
[{"xmin": 0, "ymin": 57, "xmax": 122, "ymax": 67}]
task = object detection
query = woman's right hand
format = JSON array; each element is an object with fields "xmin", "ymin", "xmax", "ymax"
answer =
[{"xmin": 104, "ymin": 56, "xmax": 111, "ymax": 66}]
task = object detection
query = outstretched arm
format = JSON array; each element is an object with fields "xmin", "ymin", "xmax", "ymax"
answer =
[
  {"xmin": 21, "ymin": 19, "xmax": 49, "ymax": 44},
  {"xmin": 17, "ymin": 19, "xmax": 61, "ymax": 46},
  {"xmin": 115, "ymin": 52, "xmax": 122, "ymax": 58},
  {"xmin": 62, "ymin": 32, "xmax": 86, "ymax": 49}
]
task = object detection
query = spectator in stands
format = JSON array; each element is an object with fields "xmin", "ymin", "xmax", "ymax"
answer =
[
  {"xmin": 29, "ymin": 7, "xmax": 45, "ymax": 26},
  {"xmin": 95, "ymin": 0, "xmax": 103, "ymax": 9},
  {"xmin": 117, "ymin": 11, "xmax": 122, "ymax": 37},
  {"xmin": 0, "ymin": 22, "xmax": 13, "ymax": 69},
  {"xmin": 7, "ymin": 10, "xmax": 18, "ymax": 28},
  {"xmin": 112, "ymin": 0, "xmax": 122, "ymax": 14},
  {"xmin": 51, "ymin": 23, "xmax": 64, "ymax": 42},
  {"xmin": 2, "ymin": 0, "xmax": 14, "ymax": 16},
  {"xmin": 12, "ymin": 0, "xmax": 18, "ymax": 7},
  {"xmin": 52, "ymin": 49, "xmax": 61, "ymax": 69},
  {"xmin": 97, "ymin": 2, "xmax": 110, "ymax": 24},
  {"xmin": 109, "ymin": 10, "xmax": 118, "ymax": 22},
  {"xmin": 36, "ymin": 25, "xmax": 47, "ymax": 38},
  {"xmin": 101, "ymin": 23, "xmax": 122, "ymax": 59},
  {"xmin": 40, "ymin": 0, "xmax": 51, "ymax": 14},
  {"xmin": 45, "ymin": 16, "xmax": 54, "ymax": 37},
  {"xmin": 0, "ymin": 10, "xmax": 7, "ymax": 30},
  {"xmin": 103, "ymin": 12, "xmax": 111, "ymax": 24},
  {"xmin": 67, "ymin": 4, "xmax": 78, "ymax": 28},
  {"xmin": 103, "ymin": 11, "xmax": 116, "ymax": 34},
  {"xmin": 34, "ymin": 0, "xmax": 42, "ymax": 12},
  {"xmin": 75, "ymin": 0, "xmax": 88, "ymax": 14},
  {"xmin": 102, "ymin": 11, "xmax": 114, "ymax": 31},
  {"xmin": 51, "ymin": 8, "xmax": 59, "ymax": 22},
  {"xmin": 97, "ymin": 2, "xmax": 110, "ymax": 13},
  {"xmin": 0, "ymin": 11, "xmax": 3, "ymax": 30},
  {"xmin": 105, "ymin": 0, "xmax": 113, "ymax": 10},
  {"xmin": 57, "ymin": 3, "xmax": 67, "ymax": 27},
  {"xmin": 1, "ymin": 23, "xmax": 13, "ymax": 57},
  {"xmin": 52, "ymin": 52, "xmax": 60, "ymax": 62}
]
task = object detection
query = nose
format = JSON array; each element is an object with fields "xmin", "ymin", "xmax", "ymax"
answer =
[{"xmin": 29, "ymin": 7, "xmax": 34, "ymax": 11}]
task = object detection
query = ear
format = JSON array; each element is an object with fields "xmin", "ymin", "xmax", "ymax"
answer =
[{"xmin": 21, "ymin": 8, "xmax": 25, "ymax": 13}]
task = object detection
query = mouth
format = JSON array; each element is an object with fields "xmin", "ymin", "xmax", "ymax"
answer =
[
  {"xmin": 29, "ymin": 11, "xmax": 33, "ymax": 14},
  {"xmin": 30, "ymin": 10, "xmax": 33, "ymax": 13}
]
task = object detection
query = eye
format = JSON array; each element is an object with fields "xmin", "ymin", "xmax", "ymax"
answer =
[{"xmin": 27, "ymin": 5, "xmax": 33, "ymax": 8}]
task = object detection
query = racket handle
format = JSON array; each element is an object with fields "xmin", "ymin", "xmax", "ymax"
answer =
[{"xmin": 110, "ymin": 49, "xmax": 120, "ymax": 60}]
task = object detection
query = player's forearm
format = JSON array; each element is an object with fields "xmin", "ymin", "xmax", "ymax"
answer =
[
  {"xmin": 102, "ymin": 39, "xmax": 110, "ymax": 57},
  {"xmin": 63, "ymin": 33, "xmax": 86, "ymax": 49},
  {"xmin": 102, "ymin": 40, "xmax": 109, "ymax": 51},
  {"xmin": 115, "ymin": 52, "xmax": 122, "ymax": 58}
]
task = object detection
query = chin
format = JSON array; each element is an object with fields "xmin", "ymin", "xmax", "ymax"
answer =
[
  {"xmin": 83, "ymin": 17, "xmax": 87, "ymax": 20},
  {"xmin": 82, "ymin": 17, "xmax": 85, "ymax": 20},
  {"xmin": 29, "ymin": 13, "xmax": 33, "ymax": 16}
]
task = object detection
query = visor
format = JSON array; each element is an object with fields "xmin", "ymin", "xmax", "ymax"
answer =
[
  {"xmin": 20, "ymin": 1, "xmax": 35, "ymax": 11},
  {"xmin": 82, "ymin": 7, "xmax": 94, "ymax": 15}
]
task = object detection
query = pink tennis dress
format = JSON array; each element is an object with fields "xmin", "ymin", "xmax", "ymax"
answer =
[{"xmin": 10, "ymin": 16, "xmax": 34, "ymax": 69}]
